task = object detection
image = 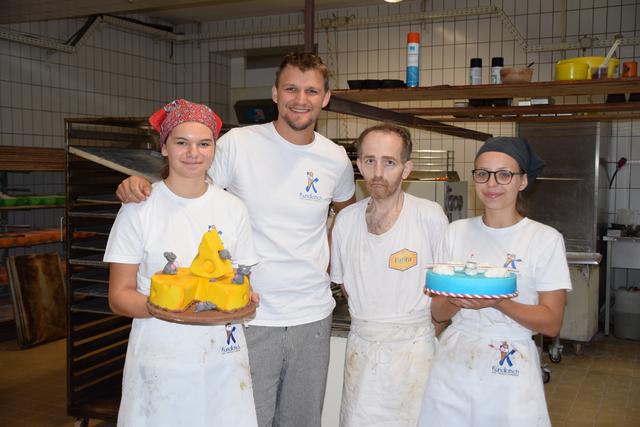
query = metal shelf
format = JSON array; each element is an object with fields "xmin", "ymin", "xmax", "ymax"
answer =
[
  {"xmin": 70, "ymin": 270, "xmax": 109, "ymax": 284},
  {"xmin": 331, "ymin": 78, "xmax": 640, "ymax": 102},
  {"xmin": 68, "ymin": 254, "xmax": 108, "ymax": 268},
  {"xmin": 71, "ymin": 298, "xmax": 112, "ymax": 314},
  {"xmin": 75, "ymin": 283, "xmax": 109, "ymax": 298}
]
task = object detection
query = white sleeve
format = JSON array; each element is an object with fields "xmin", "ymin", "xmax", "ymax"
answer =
[
  {"xmin": 103, "ymin": 204, "xmax": 144, "ymax": 264},
  {"xmin": 230, "ymin": 202, "xmax": 259, "ymax": 267},
  {"xmin": 332, "ymin": 147, "xmax": 355, "ymax": 202},
  {"xmin": 211, "ymin": 131, "xmax": 235, "ymax": 189},
  {"xmin": 534, "ymin": 232, "xmax": 572, "ymax": 292},
  {"xmin": 428, "ymin": 205, "xmax": 450, "ymax": 263},
  {"xmin": 329, "ymin": 215, "xmax": 345, "ymax": 284}
]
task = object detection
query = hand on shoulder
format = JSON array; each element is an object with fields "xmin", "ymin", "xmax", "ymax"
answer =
[{"xmin": 117, "ymin": 176, "xmax": 152, "ymax": 203}]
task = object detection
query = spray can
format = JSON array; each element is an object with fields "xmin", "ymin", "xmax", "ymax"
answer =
[
  {"xmin": 469, "ymin": 58, "xmax": 482, "ymax": 85},
  {"xmin": 406, "ymin": 32, "xmax": 420, "ymax": 87},
  {"xmin": 491, "ymin": 57, "xmax": 504, "ymax": 84}
]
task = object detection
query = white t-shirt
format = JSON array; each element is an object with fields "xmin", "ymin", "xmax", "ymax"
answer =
[
  {"xmin": 446, "ymin": 216, "xmax": 572, "ymax": 337},
  {"xmin": 330, "ymin": 193, "xmax": 449, "ymax": 323},
  {"xmin": 212, "ymin": 122, "xmax": 355, "ymax": 326},
  {"xmin": 104, "ymin": 181, "xmax": 258, "ymax": 293}
]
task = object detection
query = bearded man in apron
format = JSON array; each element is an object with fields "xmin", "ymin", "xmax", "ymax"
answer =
[
  {"xmin": 418, "ymin": 137, "xmax": 571, "ymax": 426},
  {"xmin": 330, "ymin": 124, "xmax": 449, "ymax": 426}
]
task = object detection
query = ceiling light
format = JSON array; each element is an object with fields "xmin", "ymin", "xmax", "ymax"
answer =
[{"xmin": 384, "ymin": 0, "xmax": 404, "ymax": 3}]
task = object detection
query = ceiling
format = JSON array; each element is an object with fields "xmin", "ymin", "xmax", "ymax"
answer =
[{"xmin": 2, "ymin": 0, "xmax": 378, "ymax": 26}]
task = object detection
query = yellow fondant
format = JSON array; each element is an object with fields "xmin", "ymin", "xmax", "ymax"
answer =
[
  {"xmin": 149, "ymin": 230, "xmax": 250, "ymax": 312},
  {"xmin": 190, "ymin": 229, "xmax": 233, "ymax": 278}
]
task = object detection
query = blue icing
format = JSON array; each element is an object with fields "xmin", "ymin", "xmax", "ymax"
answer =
[{"xmin": 426, "ymin": 270, "xmax": 516, "ymax": 296}]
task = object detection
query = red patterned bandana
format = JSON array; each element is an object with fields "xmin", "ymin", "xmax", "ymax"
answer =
[{"xmin": 148, "ymin": 99, "xmax": 222, "ymax": 146}]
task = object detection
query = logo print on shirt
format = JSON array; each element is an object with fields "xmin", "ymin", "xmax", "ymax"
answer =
[
  {"xmin": 503, "ymin": 253, "xmax": 522, "ymax": 269},
  {"xmin": 299, "ymin": 171, "xmax": 322, "ymax": 201},
  {"xmin": 389, "ymin": 249, "xmax": 417, "ymax": 271},
  {"xmin": 306, "ymin": 171, "xmax": 319, "ymax": 193},
  {"xmin": 489, "ymin": 341, "xmax": 520, "ymax": 376},
  {"xmin": 221, "ymin": 323, "xmax": 240, "ymax": 354}
]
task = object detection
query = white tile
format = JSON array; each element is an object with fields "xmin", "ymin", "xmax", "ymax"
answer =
[
  {"xmin": 454, "ymin": 44, "xmax": 466, "ymax": 68},
  {"xmin": 592, "ymin": 7, "xmax": 607, "ymax": 35},
  {"xmin": 430, "ymin": 45, "xmax": 443, "ymax": 69},
  {"xmin": 617, "ymin": 188, "xmax": 631, "ymax": 209},
  {"xmin": 527, "ymin": 14, "xmax": 540, "ymax": 39},
  {"xmin": 443, "ymin": 22, "xmax": 455, "ymax": 45},
  {"xmin": 620, "ymin": 4, "xmax": 636, "ymax": 32},
  {"xmin": 540, "ymin": 0, "xmax": 554, "ymax": 13},
  {"xmin": 478, "ymin": 18, "xmax": 490, "ymax": 43},
  {"xmin": 566, "ymin": 10, "xmax": 580, "ymax": 36},
  {"xmin": 630, "ymin": 189, "xmax": 640, "ymax": 210},
  {"xmin": 607, "ymin": 6, "xmax": 622, "ymax": 33}
]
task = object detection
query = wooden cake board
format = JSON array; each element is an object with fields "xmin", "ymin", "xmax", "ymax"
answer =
[{"xmin": 147, "ymin": 300, "xmax": 257, "ymax": 325}]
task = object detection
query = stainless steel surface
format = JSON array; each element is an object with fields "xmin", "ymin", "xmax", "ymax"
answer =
[
  {"xmin": 566, "ymin": 252, "xmax": 602, "ymax": 265},
  {"xmin": 518, "ymin": 122, "xmax": 611, "ymax": 253},
  {"xmin": 603, "ymin": 237, "xmax": 640, "ymax": 335}
]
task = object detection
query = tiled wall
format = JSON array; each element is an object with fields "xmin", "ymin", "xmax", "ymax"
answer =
[{"xmin": 1, "ymin": 0, "xmax": 639, "ymax": 259}]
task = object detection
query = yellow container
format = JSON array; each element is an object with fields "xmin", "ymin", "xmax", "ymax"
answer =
[
  {"xmin": 557, "ymin": 56, "xmax": 620, "ymax": 80},
  {"xmin": 555, "ymin": 62, "xmax": 589, "ymax": 80}
]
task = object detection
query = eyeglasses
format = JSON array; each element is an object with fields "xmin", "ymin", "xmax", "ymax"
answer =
[{"xmin": 472, "ymin": 169, "xmax": 524, "ymax": 185}]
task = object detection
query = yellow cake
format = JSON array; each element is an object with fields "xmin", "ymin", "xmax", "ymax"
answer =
[{"xmin": 149, "ymin": 229, "xmax": 250, "ymax": 312}]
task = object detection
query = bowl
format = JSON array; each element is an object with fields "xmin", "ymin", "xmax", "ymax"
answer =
[
  {"xmin": 347, "ymin": 79, "xmax": 365, "ymax": 90},
  {"xmin": 555, "ymin": 62, "xmax": 589, "ymax": 80},
  {"xmin": 557, "ymin": 57, "xmax": 620, "ymax": 79},
  {"xmin": 500, "ymin": 67, "xmax": 533, "ymax": 84},
  {"xmin": 364, "ymin": 79, "xmax": 382, "ymax": 89},
  {"xmin": 381, "ymin": 79, "xmax": 405, "ymax": 88}
]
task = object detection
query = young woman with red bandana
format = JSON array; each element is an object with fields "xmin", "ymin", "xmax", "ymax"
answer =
[{"xmin": 104, "ymin": 99, "xmax": 259, "ymax": 427}]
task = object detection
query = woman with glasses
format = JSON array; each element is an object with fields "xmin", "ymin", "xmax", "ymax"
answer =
[{"xmin": 418, "ymin": 137, "xmax": 571, "ymax": 427}]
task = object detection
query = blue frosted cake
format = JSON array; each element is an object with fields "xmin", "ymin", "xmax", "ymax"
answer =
[{"xmin": 425, "ymin": 262, "xmax": 517, "ymax": 299}]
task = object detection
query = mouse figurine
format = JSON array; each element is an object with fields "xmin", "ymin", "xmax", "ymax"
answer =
[
  {"xmin": 233, "ymin": 265, "xmax": 251, "ymax": 284},
  {"xmin": 162, "ymin": 251, "xmax": 178, "ymax": 275}
]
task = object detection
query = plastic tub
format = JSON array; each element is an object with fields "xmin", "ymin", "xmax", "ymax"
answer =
[
  {"xmin": 614, "ymin": 288, "xmax": 640, "ymax": 340},
  {"xmin": 557, "ymin": 57, "xmax": 620, "ymax": 80},
  {"xmin": 555, "ymin": 62, "xmax": 589, "ymax": 80}
]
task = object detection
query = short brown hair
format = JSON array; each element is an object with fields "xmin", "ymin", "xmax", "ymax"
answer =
[
  {"xmin": 275, "ymin": 52, "xmax": 330, "ymax": 92},
  {"xmin": 356, "ymin": 123, "xmax": 413, "ymax": 163}
]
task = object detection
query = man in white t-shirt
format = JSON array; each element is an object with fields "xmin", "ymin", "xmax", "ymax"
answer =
[
  {"xmin": 116, "ymin": 53, "xmax": 355, "ymax": 427},
  {"xmin": 330, "ymin": 124, "xmax": 448, "ymax": 426}
]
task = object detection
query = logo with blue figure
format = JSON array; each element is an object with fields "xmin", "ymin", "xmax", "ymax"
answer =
[
  {"xmin": 490, "ymin": 341, "xmax": 520, "ymax": 376},
  {"xmin": 306, "ymin": 171, "xmax": 319, "ymax": 193},
  {"xmin": 221, "ymin": 323, "xmax": 240, "ymax": 354},
  {"xmin": 299, "ymin": 171, "xmax": 322, "ymax": 201},
  {"xmin": 503, "ymin": 253, "xmax": 522, "ymax": 269}
]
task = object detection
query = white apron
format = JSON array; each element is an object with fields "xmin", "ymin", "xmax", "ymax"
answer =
[
  {"xmin": 117, "ymin": 317, "xmax": 258, "ymax": 427},
  {"xmin": 418, "ymin": 325, "xmax": 550, "ymax": 427},
  {"xmin": 340, "ymin": 317, "xmax": 436, "ymax": 427}
]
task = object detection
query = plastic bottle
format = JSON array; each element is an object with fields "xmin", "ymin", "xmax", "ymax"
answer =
[
  {"xmin": 406, "ymin": 32, "xmax": 420, "ymax": 87},
  {"xmin": 491, "ymin": 57, "xmax": 504, "ymax": 84},
  {"xmin": 469, "ymin": 58, "xmax": 482, "ymax": 85}
]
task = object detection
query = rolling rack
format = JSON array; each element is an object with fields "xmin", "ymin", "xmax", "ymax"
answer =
[{"xmin": 65, "ymin": 117, "xmax": 159, "ymax": 426}]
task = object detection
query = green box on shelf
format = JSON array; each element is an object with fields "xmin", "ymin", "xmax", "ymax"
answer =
[{"xmin": 0, "ymin": 198, "xmax": 17, "ymax": 207}]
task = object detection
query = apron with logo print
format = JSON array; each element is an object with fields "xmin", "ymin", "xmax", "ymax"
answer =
[
  {"xmin": 340, "ymin": 316, "xmax": 436, "ymax": 427},
  {"xmin": 418, "ymin": 325, "xmax": 550, "ymax": 427},
  {"xmin": 116, "ymin": 317, "xmax": 257, "ymax": 427}
]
